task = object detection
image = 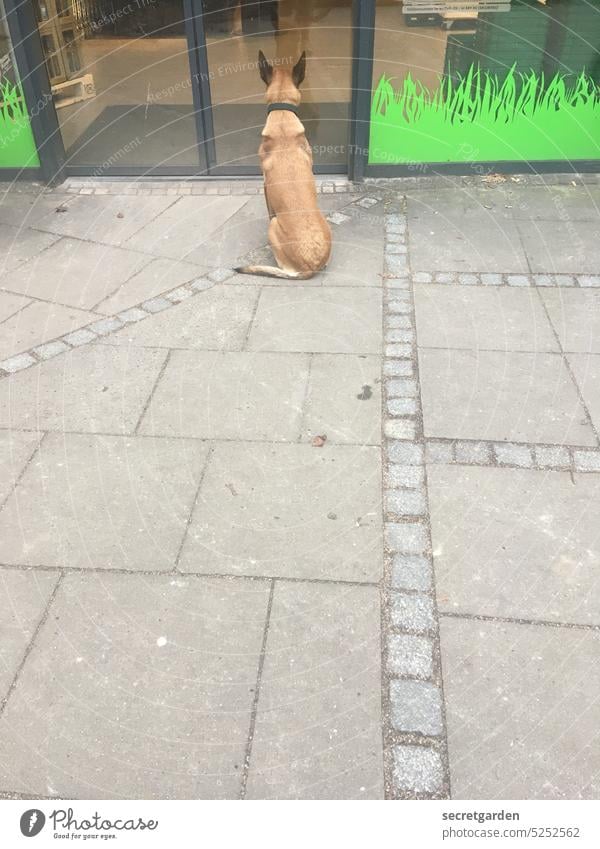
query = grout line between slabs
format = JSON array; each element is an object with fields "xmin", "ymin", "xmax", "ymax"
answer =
[{"xmin": 239, "ymin": 579, "xmax": 275, "ymax": 800}]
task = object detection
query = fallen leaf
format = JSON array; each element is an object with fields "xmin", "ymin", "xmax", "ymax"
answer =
[
  {"xmin": 116, "ymin": 212, "xmax": 125, "ymax": 219},
  {"xmin": 312, "ymin": 434, "xmax": 327, "ymax": 447},
  {"xmin": 55, "ymin": 206, "xmax": 68, "ymax": 213}
]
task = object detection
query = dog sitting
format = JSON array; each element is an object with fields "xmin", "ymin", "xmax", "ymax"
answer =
[{"xmin": 234, "ymin": 51, "xmax": 332, "ymax": 280}]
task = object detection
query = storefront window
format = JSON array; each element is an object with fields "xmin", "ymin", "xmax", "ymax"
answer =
[
  {"xmin": 33, "ymin": 0, "xmax": 200, "ymax": 170},
  {"xmin": 0, "ymin": 0, "xmax": 40, "ymax": 167},
  {"xmin": 369, "ymin": 0, "xmax": 600, "ymax": 165}
]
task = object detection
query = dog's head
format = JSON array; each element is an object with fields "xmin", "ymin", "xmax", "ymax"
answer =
[{"xmin": 258, "ymin": 51, "xmax": 306, "ymax": 105}]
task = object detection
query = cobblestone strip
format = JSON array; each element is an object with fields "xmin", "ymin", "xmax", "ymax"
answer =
[
  {"xmin": 381, "ymin": 202, "xmax": 450, "ymax": 799},
  {"xmin": 61, "ymin": 179, "xmax": 363, "ymax": 197},
  {"xmin": 411, "ymin": 271, "xmax": 600, "ymax": 288},
  {"xmin": 425, "ymin": 438, "xmax": 600, "ymax": 473}
]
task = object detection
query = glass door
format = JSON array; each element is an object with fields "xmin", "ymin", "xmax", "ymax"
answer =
[{"xmin": 201, "ymin": 0, "xmax": 355, "ymax": 172}]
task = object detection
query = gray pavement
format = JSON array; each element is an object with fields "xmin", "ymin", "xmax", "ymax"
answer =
[{"xmin": 0, "ymin": 174, "xmax": 599, "ymax": 800}]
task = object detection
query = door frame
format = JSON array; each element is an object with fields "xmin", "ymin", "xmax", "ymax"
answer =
[{"xmin": 5, "ymin": 0, "xmax": 373, "ymax": 180}]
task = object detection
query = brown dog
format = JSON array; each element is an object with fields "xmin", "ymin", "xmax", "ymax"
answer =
[{"xmin": 234, "ymin": 51, "xmax": 332, "ymax": 279}]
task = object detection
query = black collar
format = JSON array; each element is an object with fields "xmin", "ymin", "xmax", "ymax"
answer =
[{"xmin": 267, "ymin": 102, "xmax": 299, "ymax": 116}]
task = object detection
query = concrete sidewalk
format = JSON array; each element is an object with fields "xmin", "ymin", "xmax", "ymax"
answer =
[{"xmin": 0, "ymin": 174, "xmax": 599, "ymax": 800}]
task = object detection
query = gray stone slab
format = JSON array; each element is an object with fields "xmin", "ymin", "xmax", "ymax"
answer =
[
  {"xmin": 0, "ymin": 433, "xmax": 209, "ymax": 571},
  {"xmin": 0, "ymin": 569, "xmax": 59, "ymax": 700},
  {"xmin": 34, "ymin": 194, "xmax": 177, "ymax": 246},
  {"xmin": 104, "ymin": 284, "xmax": 257, "ymax": 351},
  {"xmin": 0, "ymin": 191, "xmax": 76, "ymax": 228},
  {"xmin": 414, "ymin": 286, "xmax": 559, "ymax": 352},
  {"xmin": 505, "ymin": 185, "xmax": 600, "ymax": 222},
  {"xmin": 390, "ymin": 679, "xmax": 443, "ymax": 735},
  {"xmin": 419, "ymin": 348, "xmax": 596, "ymax": 445},
  {"xmin": 407, "ymin": 197, "xmax": 528, "ymax": 273},
  {"xmin": 246, "ymin": 582, "xmax": 383, "ymax": 799},
  {"xmin": 440, "ymin": 618, "xmax": 600, "ymax": 799},
  {"xmin": 565, "ymin": 354, "xmax": 600, "ymax": 441},
  {"xmin": 0, "ymin": 431, "xmax": 40, "ymax": 503},
  {"xmin": 0, "ymin": 573, "xmax": 269, "ymax": 798},
  {"xmin": 301, "ymin": 354, "xmax": 381, "ymax": 445},
  {"xmin": 0, "ymin": 224, "xmax": 60, "ymax": 274},
  {"xmin": 0, "ymin": 300, "xmax": 98, "ymax": 360},
  {"xmin": 429, "ymin": 464, "xmax": 600, "ymax": 624},
  {"xmin": 139, "ymin": 350, "xmax": 309, "ymax": 441},
  {"xmin": 322, "ymin": 216, "xmax": 384, "ymax": 287},
  {"xmin": 247, "ymin": 287, "xmax": 382, "ymax": 354},
  {"xmin": 541, "ymin": 289, "xmax": 600, "ymax": 354},
  {"xmin": 392, "ymin": 555, "xmax": 433, "ymax": 592},
  {"xmin": 0, "ymin": 291, "xmax": 31, "ymax": 323},
  {"xmin": 393, "ymin": 745, "xmax": 444, "ymax": 794},
  {"xmin": 517, "ymin": 220, "xmax": 600, "ymax": 274},
  {"xmin": 124, "ymin": 196, "xmax": 248, "ymax": 263},
  {"xmin": 391, "ymin": 592, "xmax": 435, "ymax": 633},
  {"xmin": 179, "ymin": 443, "xmax": 382, "ymax": 582},
  {"xmin": 0, "ymin": 345, "xmax": 167, "ymax": 434},
  {"xmin": 0, "ymin": 237, "xmax": 149, "ymax": 311}
]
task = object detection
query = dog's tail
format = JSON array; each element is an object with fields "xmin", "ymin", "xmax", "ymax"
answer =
[{"xmin": 234, "ymin": 264, "xmax": 315, "ymax": 280}]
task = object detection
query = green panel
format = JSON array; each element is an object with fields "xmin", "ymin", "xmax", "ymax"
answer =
[
  {"xmin": 369, "ymin": 65, "xmax": 600, "ymax": 164},
  {"xmin": 0, "ymin": 77, "xmax": 39, "ymax": 168}
]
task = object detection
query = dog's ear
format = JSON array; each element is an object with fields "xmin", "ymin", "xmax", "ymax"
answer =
[
  {"xmin": 258, "ymin": 50, "xmax": 273, "ymax": 86},
  {"xmin": 292, "ymin": 51, "xmax": 306, "ymax": 87}
]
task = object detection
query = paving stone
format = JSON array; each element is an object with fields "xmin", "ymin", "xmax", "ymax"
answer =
[
  {"xmin": 390, "ymin": 680, "xmax": 443, "ymax": 735},
  {"xmin": 412, "ymin": 272, "xmax": 432, "ymax": 283},
  {"xmin": 0, "ymin": 573, "xmax": 269, "ymax": 798},
  {"xmin": 0, "ymin": 352, "xmax": 36, "ymax": 373},
  {"xmin": 387, "ymin": 376, "xmax": 417, "ymax": 396},
  {"xmin": 566, "ymin": 354, "xmax": 600, "ymax": 434},
  {"xmin": 246, "ymin": 582, "xmax": 383, "ymax": 799},
  {"xmin": 391, "ymin": 592, "xmax": 436, "ymax": 633},
  {"xmin": 505, "ymin": 274, "xmax": 531, "ymax": 287},
  {"xmin": 388, "ymin": 633, "xmax": 433, "ymax": 678},
  {"xmin": 248, "ymin": 287, "xmax": 381, "ymax": 354},
  {"xmin": 385, "ymin": 361, "xmax": 414, "ymax": 379},
  {"xmin": 429, "ymin": 464, "xmax": 600, "ymax": 624},
  {"xmin": 0, "ymin": 223, "xmax": 60, "ymax": 273},
  {"xmin": 385, "ymin": 522, "xmax": 428, "ymax": 555},
  {"xmin": 393, "ymin": 745, "xmax": 444, "ymax": 794},
  {"xmin": 140, "ymin": 350, "xmax": 309, "ymax": 441},
  {"xmin": 34, "ymin": 193, "xmax": 177, "ymax": 246},
  {"xmin": 88, "ymin": 316, "xmax": 124, "ymax": 335},
  {"xmin": 388, "ymin": 299, "xmax": 412, "ymax": 314},
  {"xmin": 419, "ymin": 349, "xmax": 596, "ymax": 445},
  {"xmin": 386, "ymin": 243, "xmax": 408, "ymax": 255},
  {"xmin": 31, "ymin": 340, "xmax": 69, "ymax": 360},
  {"xmin": 541, "ymin": 290, "xmax": 600, "ymax": 354},
  {"xmin": 414, "ymin": 286, "xmax": 559, "ymax": 352},
  {"xmin": 494, "ymin": 442, "xmax": 533, "ymax": 467},
  {"xmin": 480, "ymin": 273, "xmax": 504, "ymax": 285},
  {"xmin": 387, "ymin": 397, "xmax": 417, "ymax": 416},
  {"xmin": 0, "ymin": 291, "xmax": 31, "ymax": 323},
  {"xmin": 0, "ymin": 345, "xmax": 167, "ymax": 433},
  {"xmin": 434, "ymin": 272, "xmax": 457, "ymax": 284},
  {"xmin": 125, "ymin": 195, "xmax": 249, "ymax": 264},
  {"xmin": 118, "ymin": 307, "xmax": 147, "ymax": 323},
  {"xmin": 517, "ymin": 220, "xmax": 600, "ymax": 274},
  {"xmin": 386, "ymin": 278, "xmax": 410, "ymax": 290},
  {"xmin": 533, "ymin": 274, "xmax": 555, "ymax": 286},
  {"xmin": 0, "ymin": 431, "xmax": 41, "ymax": 503},
  {"xmin": 0, "ymin": 433, "xmax": 209, "ymax": 571},
  {"xmin": 179, "ymin": 443, "xmax": 382, "ymax": 582},
  {"xmin": 573, "ymin": 450, "xmax": 600, "ymax": 472},
  {"xmin": 324, "ymin": 215, "xmax": 384, "ymax": 287},
  {"xmin": 0, "ymin": 569, "xmax": 59, "ymax": 698},
  {"xmin": 387, "ymin": 314, "xmax": 412, "ymax": 329},
  {"xmin": 0, "ymin": 238, "xmax": 149, "ymax": 311},
  {"xmin": 577, "ymin": 275, "xmax": 600, "ymax": 288},
  {"xmin": 425, "ymin": 442, "xmax": 454, "ymax": 464},
  {"xmin": 95, "ymin": 257, "xmax": 202, "ymax": 314},
  {"xmin": 441, "ymin": 618, "xmax": 600, "ymax": 798},
  {"xmin": 457, "ymin": 273, "xmax": 479, "ymax": 285},
  {"xmin": 165, "ymin": 285, "xmax": 194, "ymax": 303},
  {"xmin": 0, "ymin": 301, "xmax": 97, "ymax": 360},
  {"xmin": 301, "ymin": 354, "xmax": 381, "ymax": 445},
  {"xmin": 0, "ymin": 190, "xmax": 76, "ymax": 229},
  {"xmin": 386, "ymin": 343, "xmax": 412, "ymax": 358},
  {"xmin": 384, "ymin": 419, "xmax": 416, "ymax": 441},
  {"xmin": 391, "ymin": 554, "xmax": 433, "ymax": 592},
  {"xmin": 454, "ymin": 440, "xmax": 491, "ymax": 464},
  {"xmin": 386, "ymin": 232, "xmax": 406, "ymax": 245},
  {"xmin": 207, "ymin": 267, "xmax": 234, "ymax": 283},
  {"xmin": 105, "ymin": 284, "xmax": 257, "ymax": 351},
  {"xmin": 387, "ymin": 464, "xmax": 424, "ymax": 489},
  {"xmin": 534, "ymin": 445, "xmax": 571, "ymax": 468},
  {"xmin": 62, "ymin": 327, "xmax": 97, "ymax": 346},
  {"xmin": 141, "ymin": 296, "xmax": 171, "ymax": 313},
  {"xmin": 386, "ymin": 488, "xmax": 427, "ymax": 516},
  {"xmin": 386, "ymin": 330, "xmax": 414, "ymax": 345},
  {"xmin": 388, "ymin": 442, "xmax": 424, "ymax": 465},
  {"xmin": 407, "ymin": 198, "xmax": 528, "ymax": 273}
]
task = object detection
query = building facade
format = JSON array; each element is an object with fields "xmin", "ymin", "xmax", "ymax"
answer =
[{"xmin": 1, "ymin": 0, "xmax": 599, "ymax": 182}]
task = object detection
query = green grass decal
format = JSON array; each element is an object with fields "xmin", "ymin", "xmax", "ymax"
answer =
[
  {"xmin": 0, "ymin": 77, "xmax": 40, "ymax": 168},
  {"xmin": 369, "ymin": 64, "xmax": 600, "ymax": 164}
]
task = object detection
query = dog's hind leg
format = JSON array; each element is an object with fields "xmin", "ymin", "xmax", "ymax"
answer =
[{"xmin": 234, "ymin": 216, "xmax": 315, "ymax": 279}]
